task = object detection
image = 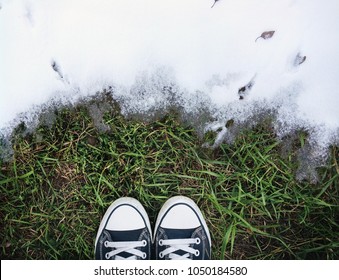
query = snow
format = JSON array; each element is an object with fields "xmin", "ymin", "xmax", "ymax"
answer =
[{"xmin": 1, "ymin": 0, "xmax": 339, "ymax": 169}]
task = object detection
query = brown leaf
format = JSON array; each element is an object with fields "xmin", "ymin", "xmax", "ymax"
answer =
[{"xmin": 255, "ymin": 31, "xmax": 275, "ymax": 42}]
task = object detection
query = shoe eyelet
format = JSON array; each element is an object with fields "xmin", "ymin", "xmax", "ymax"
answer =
[
  {"xmin": 142, "ymin": 240, "xmax": 147, "ymax": 246},
  {"xmin": 159, "ymin": 252, "xmax": 164, "ymax": 258},
  {"xmin": 195, "ymin": 238, "xmax": 201, "ymax": 244},
  {"xmin": 142, "ymin": 252, "xmax": 147, "ymax": 259},
  {"xmin": 104, "ymin": 241, "xmax": 109, "ymax": 247},
  {"xmin": 105, "ymin": 253, "xmax": 110, "ymax": 259},
  {"xmin": 194, "ymin": 250, "xmax": 200, "ymax": 257},
  {"xmin": 159, "ymin": 239, "xmax": 163, "ymax": 246}
]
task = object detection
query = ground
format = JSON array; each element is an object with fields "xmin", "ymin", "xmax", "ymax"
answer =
[{"xmin": 0, "ymin": 94, "xmax": 338, "ymax": 259}]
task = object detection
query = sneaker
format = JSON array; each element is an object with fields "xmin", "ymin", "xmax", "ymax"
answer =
[
  {"xmin": 153, "ymin": 196, "xmax": 211, "ymax": 260},
  {"xmin": 95, "ymin": 197, "xmax": 152, "ymax": 260}
]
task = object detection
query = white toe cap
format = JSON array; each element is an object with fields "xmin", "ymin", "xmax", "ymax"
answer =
[
  {"xmin": 106, "ymin": 205, "xmax": 145, "ymax": 231},
  {"xmin": 160, "ymin": 204, "xmax": 201, "ymax": 229}
]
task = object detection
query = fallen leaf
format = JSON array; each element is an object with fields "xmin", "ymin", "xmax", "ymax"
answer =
[
  {"xmin": 238, "ymin": 79, "xmax": 255, "ymax": 100},
  {"xmin": 255, "ymin": 31, "xmax": 275, "ymax": 42},
  {"xmin": 51, "ymin": 60, "xmax": 64, "ymax": 79},
  {"xmin": 294, "ymin": 53, "xmax": 307, "ymax": 66}
]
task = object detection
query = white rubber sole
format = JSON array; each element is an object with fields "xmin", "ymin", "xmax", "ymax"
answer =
[
  {"xmin": 153, "ymin": 196, "xmax": 211, "ymax": 246},
  {"xmin": 95, "ymin": 197, "xmax": 152, "ymax": 249}
]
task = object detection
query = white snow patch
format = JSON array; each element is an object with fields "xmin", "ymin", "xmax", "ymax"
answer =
[{"xmin": 1, "ymin": 0, "xmax": 339, "ymax": 176}]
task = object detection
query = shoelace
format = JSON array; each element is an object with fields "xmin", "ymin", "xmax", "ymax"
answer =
[
  {"xmin": 158, "ymin": 238, "xmax": 201, "ymax": 260},
  {"xmin": 104, "ymin": 240, "xmax": 147, "ymax": 260}
]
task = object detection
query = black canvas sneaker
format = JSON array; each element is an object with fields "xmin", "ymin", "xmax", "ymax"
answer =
[
  {"xmin": 95, "ymin": 197, "xmax": 152, "ymax": 260},
  {"xmin": 153, "ymin": 196, "xmax": 211, "ymax": 260}
]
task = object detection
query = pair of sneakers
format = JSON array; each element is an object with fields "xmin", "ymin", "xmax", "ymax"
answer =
[{"xmin": 95, "ymin": 196, "xmax": 211, "ymax": 260}]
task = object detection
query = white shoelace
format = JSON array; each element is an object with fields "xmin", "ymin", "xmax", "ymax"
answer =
[
  {"xmin": 104, "ymin": 240, "xmax": 147, "ymax": 260},
  {"xmin": 158, "ymin": 238, "xmax": 201, "ymax": 260}
]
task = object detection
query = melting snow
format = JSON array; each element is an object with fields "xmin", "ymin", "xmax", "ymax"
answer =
[{"xmin": 1, "ymin": 0, "xmax": 339, "ymax": 179}]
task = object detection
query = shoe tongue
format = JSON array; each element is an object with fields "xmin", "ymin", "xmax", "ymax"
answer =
[
  {"xmin": 108, "ymin": 228, "xmax": 143, "ymax": 242},
  {"xmin": 161, "ymin": 227, "xmax": 198, "ymax": 239}
]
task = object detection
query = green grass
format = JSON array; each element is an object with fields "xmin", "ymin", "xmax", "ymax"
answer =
[{"xmin": 0, "ymin": 97, "xmax": 338, "ymax": 259}]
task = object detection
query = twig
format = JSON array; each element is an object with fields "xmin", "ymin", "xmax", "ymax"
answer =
[{"xmin": 211, "ymin": 0, "xmax": 219, "ymax": 8}]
